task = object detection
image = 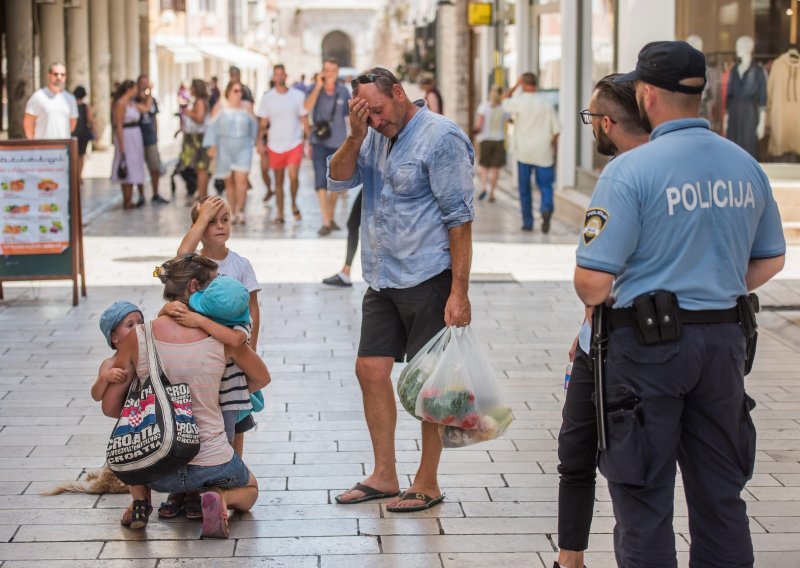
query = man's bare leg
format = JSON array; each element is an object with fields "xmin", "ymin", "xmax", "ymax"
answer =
[
  {"xmin": 386, "ymin": 420, "xmax": 443, "ymax": 508},
  {"xmin": 336, "ymin": 356, "xmax": 400, "ymax": 502},
  {"xmin": 273, "ymin": 168, "xmax": 285, "ymax": 222},
  {"xmin": 261, "ymin": 152, "xmax": 273, "ymax": 201},
  {"xmin": 288, "ymin": 163, "xmax": 301, "ymax": 219}
]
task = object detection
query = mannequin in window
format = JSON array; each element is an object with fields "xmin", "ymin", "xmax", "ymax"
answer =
[
  {"xmin": 767, "ymin": 45, "xmax": 800, "ymax": 158},
  {"xmin": 725, "ymin": 35, "xmax": 767, "ymax": 159},
  {"xmin": 687, "ymin": 34, "xmax": 722, "ymax": 132}
]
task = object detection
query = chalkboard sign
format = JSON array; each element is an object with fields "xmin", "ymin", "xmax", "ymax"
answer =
[{"xmin": 0, "ymin": 139, "xmax": 86, "ymax": 305}]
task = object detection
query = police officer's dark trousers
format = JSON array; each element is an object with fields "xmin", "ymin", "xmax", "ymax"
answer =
[
  {"xmin": 600, "ymin": 324, "xmax": 756, "ymax": 568},
  {"xmin": 557, "ymin": 346, "xmax": 597, "ymax": 551}
]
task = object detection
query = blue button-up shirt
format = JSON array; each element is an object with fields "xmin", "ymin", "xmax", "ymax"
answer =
[{"xmin": 328, "ymin": 104, "xmax": 475, "ymax": 290}]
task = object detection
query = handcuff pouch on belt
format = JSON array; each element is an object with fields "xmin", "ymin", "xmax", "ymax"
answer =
[
  {"xmin": 737, "ymin": 293, "xmax": 759, "ymax": 375},
  {"xmin": 632, "ymin": 291, "xmax": 681, "ymax": 345}
]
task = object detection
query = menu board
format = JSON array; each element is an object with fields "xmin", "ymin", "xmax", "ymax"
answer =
[
  {"xmin": 0, "ymin": 146, "xmax": 70, "ymax": 255},
  {"xmin": 0, "ymin": 139, "xmax": 85, "ymax": 306}
]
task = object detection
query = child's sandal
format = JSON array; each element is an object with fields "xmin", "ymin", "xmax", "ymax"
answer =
[{"xmin": 125, "ymin": 500, "xmax": 153, "ymax": 530}]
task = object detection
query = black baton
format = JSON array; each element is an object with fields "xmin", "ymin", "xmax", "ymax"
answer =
[{"xmin": 591, "ymin": 304, "xmax": 608, "ymax": 452}]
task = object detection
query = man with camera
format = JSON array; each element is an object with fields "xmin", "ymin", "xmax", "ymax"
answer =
[{"xmin": 305, "ymin": 58, "xmax": 351, "ymax": 236}]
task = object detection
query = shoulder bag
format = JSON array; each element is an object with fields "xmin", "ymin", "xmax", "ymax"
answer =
[
  {"xmin": 313, "ymin": 89, "xmax": 339, "ymax": 140},
  {"xmin": 106, "ymin": 321, "xmax": 201, "ymax": 485}
]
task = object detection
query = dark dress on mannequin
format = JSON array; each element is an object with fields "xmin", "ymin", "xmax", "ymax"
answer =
[{"xmin": 726, "ymin": 62, "xmax": 767, "ymax": 159}]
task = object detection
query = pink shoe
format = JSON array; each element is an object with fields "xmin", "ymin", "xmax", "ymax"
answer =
[{"xmin": 200, "ymin": 491, "xmax": 229, "ymax": 538}]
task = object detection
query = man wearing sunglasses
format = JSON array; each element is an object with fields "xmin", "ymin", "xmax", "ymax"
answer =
[
  {"xmin": 23, "ymin": 62, "xmax": 79, "ymax": 140},
  {"xmin": 327, "ymin": 67, "xmax": 475, "ymax": 513}
]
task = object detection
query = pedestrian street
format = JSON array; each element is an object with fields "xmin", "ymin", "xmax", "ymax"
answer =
[{"xmin": 0, "ymin": 162, "xmax": 799, "ymax": 567}]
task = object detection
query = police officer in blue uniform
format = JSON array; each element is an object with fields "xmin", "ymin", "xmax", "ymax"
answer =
[{"xmin": 574, "ymin": 41, "xmax": 786, "ymax": 568}]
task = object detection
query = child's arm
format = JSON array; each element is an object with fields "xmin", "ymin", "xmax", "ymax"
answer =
[
  {"xmin": 177, "ymin": 196, "xmax": 226, "ymax": 255},
  {"xmin": 102, "ymin": 332, "xmax": 137, "ymax": 418},
  {"xmin": 171, "ymin": 307, "xmax": 247, "ymax": 347},
  {"xmin": 249, "ymin": 291, "xmax": 260, "ymax": 350},
  {"xmin": 227, "ymin": 343, "xmax": 271, "ymax": 392},
  {"xmin": 91, "ymin": 358, "xmax": 128, "ymax": 402}
]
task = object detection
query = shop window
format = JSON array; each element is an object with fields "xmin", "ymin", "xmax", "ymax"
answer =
[{"xmin": 677, "ymin": 0, "xmax": 800, "ymax": 162}]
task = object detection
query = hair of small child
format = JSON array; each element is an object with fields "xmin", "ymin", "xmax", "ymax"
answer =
[{"xmin": 190, "ymin": 196, "xmax": 232, "ymax": 224}]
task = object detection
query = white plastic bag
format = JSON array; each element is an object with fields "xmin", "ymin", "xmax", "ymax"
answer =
[
  {"xmin": 414, "ymin": 326, "xmax": 513, "ymax": 437},
  {"xmin": 397, "ymin": 327, "xmax": 450, "ymax": 420}
]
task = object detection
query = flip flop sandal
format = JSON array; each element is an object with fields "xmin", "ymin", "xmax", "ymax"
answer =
[
  {"xmin": 200, "ymin": 491, "xmax": 229, "ymax": 538},
  {"xmin": 157, "ymin": 493, "xmax": 186, "ymax": 519},
  {"xmin": 272, "ymin": 217, "xmax": 285, "ymax": 225},
  {"xmin": 334, "ymin": 483, "xmax": 401, "ymax": 505},
  {"xmin": 125, "ymin": 499, "xmax": 153, "ymax": 530},
  {"xmin": 185, "ymin": 493, "xmax": 203, "ymax": 520},
  {"xmin": 292, "ymin": 207, "xmax": 302, "ymax": 221},
  {"xmin": 385, "ymin": 492, "xmax": 446, "ymax": 513}
]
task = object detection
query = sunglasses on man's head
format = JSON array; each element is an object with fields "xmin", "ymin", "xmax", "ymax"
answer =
[{"xmin": 351, "ymin": 70, "xmax": 398, "ymax": 90}]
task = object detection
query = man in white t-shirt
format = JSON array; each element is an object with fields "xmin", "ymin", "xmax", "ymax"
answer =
[
  {"xmin": 256, "ymin": 64, "xmax": 310, "ymax": 224},
  {"xmin": 502, "ymin": 72, "xmax": 560, "ymax": 233},
  {"xmin": 23, "ymin": 62, "xmax": 79, "ymax": 140}
]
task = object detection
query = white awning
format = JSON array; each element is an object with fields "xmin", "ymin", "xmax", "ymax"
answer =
[
  {"xmin": 156, "ymin": 44, "xmax": 203, "ymax": 64},
  {"xmin": 195, "ymin": 43, "xmax": 269, "ymax": 70}
]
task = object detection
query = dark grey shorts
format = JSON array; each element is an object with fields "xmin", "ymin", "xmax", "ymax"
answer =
[{"xmin": 358, "ymin": 270, "xmax": 451, "ymax": 363}]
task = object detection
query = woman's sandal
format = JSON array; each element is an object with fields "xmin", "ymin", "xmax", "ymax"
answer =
[
  {"xmin": 121, "ymin": 499, "xmax": 153, "ymax": 530},
  {"xmin": 292, "ymin": 207, "xmax": 302, "ymax": 221},
  {"xmin": 185, "ymin": 492, "xmax": 203, "ymax": 520},
  {"xmin": 157, "ymin": 492, "xmax": 186, "ymax": 519}
]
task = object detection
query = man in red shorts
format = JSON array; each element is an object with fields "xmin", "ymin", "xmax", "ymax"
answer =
[{"xmin": 256, "ymin": 64, "xmax": 309, "ymax": 224}]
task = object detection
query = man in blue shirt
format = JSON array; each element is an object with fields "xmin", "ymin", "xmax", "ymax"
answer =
[
  {"xmin": 574, "ymin": 42, "xmax": 785, "ymax": 568},
  {"xmin": 328, "ymin": 67, "xmax": 475, "ymax": 512},
  {"xmin": 135, "ymin": 74, "xmax": 168, "ymax": 205}
]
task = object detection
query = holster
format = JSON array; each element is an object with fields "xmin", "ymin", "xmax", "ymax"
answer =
[
  {"xmin": 737, "ymin": 293, "xmax": 759, "ymax": 375},
  {"xmin": 632, "ymin": 291, "xmax": 682, "ymax": 345}
]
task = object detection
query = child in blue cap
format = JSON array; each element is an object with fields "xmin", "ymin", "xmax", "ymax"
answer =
[{"xmin": 92, "ymin": 301, "xmax": 144, "ymax": 402}]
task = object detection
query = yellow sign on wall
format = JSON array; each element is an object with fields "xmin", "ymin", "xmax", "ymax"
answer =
[{"xmin": 468, "ymin": 2, "xmax": 493, "ymax": 26}]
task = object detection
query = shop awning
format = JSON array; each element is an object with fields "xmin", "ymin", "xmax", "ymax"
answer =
[
  {"xmin": 156, "ymin": 44, "xmax": 204, "ymax": 64},
  {"xmin": 196, "ymin": 43, "xmax": 269, "ymax": 70}
]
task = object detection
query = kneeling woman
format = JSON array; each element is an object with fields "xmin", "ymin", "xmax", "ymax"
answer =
[{"xmin": 102, "ymin": 254, "xmax": 270, "ymax": 537}]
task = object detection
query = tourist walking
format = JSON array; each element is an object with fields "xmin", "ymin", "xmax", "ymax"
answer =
[
  {"xmin": 503, "ymin": 73, "xmax": 560, "ymax": 233},
  {"xmin": 256, "ymin": 64, "xmax": 309, "ymax": 224},
  {"xmin": 329, "ymin": 67, "xmax": 475, "ymax": 512},
  {"xmin": 204, "ymin": 82, "xmax": 258, "ymax": 225},
  {"xmin": 179, "ymin": 79, "xmax": 211, "ymax": 200},
  {"xmin": 23, "ymin": 62, "xmax": 78, "ymax": 140},
  {"xmin": 305, "ymin": 58, "xmax": 351, "ymax": 236},
  {"xmin": 474, "ymin": 84, "xmax": 509, "ymax": 202},
  {"xmin": 136, "ymin": 74, "xmax": 169, "ymax": 204}
]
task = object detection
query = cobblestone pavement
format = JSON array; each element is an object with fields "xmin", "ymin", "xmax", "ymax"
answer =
[{"xmin": 1, "ymin": 152, "xmax": 799, "ymax": 566}]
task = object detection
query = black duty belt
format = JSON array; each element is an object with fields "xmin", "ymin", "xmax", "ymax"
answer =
[{"xmin": 609, "ymin": 306, "xmax": 739, "ymax": 330}]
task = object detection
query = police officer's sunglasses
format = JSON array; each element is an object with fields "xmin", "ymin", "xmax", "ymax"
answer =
[
  {"xmin": 351, "ymin": 69, "xmax": 399, "ymax": 90},
  {"xmin": 579, "ymin": 109, "xmax": 617, "ymax": 125}
]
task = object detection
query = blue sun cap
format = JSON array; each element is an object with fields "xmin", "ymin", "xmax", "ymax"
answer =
[
  {"xmin": 99, "ymin": 300, "xmax": 143, "ymax": 349},
  {"xmin": 188, "ymin": 275, "xmax": 250, "ymax": 326}
]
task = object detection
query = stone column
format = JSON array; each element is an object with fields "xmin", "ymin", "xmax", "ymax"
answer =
[
  {"xmin": 139, "ymin": 0, "xmax": 150, "ymax": 77},
  {"xmin": 66, "ymin": 0, "xmax": 91, "ymax": 91},
  {"xmin": 39, "ymin": 0, "xmax": 66, "ymax": 86},
  {"xmin": 6, "ymin": 0, "xmax": 34, "ymax": 139},
  {"xmin": 126, "ymin": 0, "xmax": 141, "ymax": 78},
  {"xmin": 90, "ymin": 0, "xmax": 112, "ymax": 149},
  {"xmin": 436, "ymin": 0, "xmax": 470, "ymax": 130},
  {"xmin": 109, "ymin": 0, "xmax": 128, "ymax": 84}
]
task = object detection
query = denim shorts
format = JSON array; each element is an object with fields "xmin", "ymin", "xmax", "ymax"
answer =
[{"xmin": 148, "ymin": 453, "xmax": 251, "ymax": 494}]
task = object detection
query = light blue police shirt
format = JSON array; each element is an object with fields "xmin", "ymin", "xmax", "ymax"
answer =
[
  {"xmin": 576, "ymin": 118, "xmax": 786, "ymax": 310},
  {"xmin": 327, "ymin": 103, "xmax": 475, "ymax": 291}
]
